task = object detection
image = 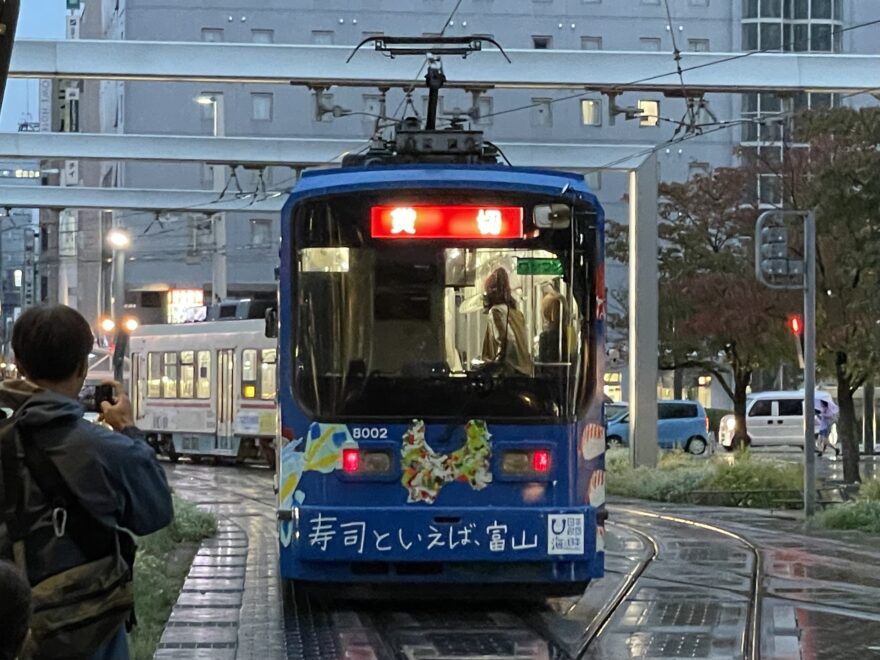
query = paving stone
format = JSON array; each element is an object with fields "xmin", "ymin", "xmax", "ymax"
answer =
[
  {"xmin": 154, "ymin": 648, "xmax": 236, "ymax": 660},
  {"xmin": 176, "ymin": 591, "xmax": 243, "ymax": 608},
  {"xmin": 168, "ymin": 607, "xmax": 241, "ymax": 625},
  {"xmin": 182, "ymin": 577, "xmax": 245, "ymax": 593},
  {"xmin": 159, "ymin": 625, "xmax": 238, "ymax": 646},
  {"xmin": 187, "ymin": 565, "xmax": 247, "ymax": 579},
  {"xmin": 195, "ymin": 546, "xmax": 248, "ymax": 558},
  {"xmin": 191, "ymin": 555, "xmax": 248, "ymax": 568}
]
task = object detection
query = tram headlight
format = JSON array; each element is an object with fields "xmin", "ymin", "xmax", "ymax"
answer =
[
  {"xmin": 501, "ymin": 449, "xmax": 552, "ymax": 477},
  {"xmin": 340, "ymin": 448, "xmax": 393, "ymax": 476}
]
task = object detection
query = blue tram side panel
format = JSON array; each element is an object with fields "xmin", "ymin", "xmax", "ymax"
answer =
[{"xmin": 275, "ymin": 165, "xmax": 606, "ymax": 595}]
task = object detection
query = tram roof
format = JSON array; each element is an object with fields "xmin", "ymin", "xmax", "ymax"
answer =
[{"xmin": 284, "ymin": 165, "xmax": 603, "ymax": 218}]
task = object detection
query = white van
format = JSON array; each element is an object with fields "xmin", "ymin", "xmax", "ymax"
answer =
[{"xmin": 718, "ymin": 390, "xmax": 837, "ymax": 450}]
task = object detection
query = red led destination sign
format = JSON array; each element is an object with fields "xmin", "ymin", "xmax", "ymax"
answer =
[{"xmin": 371, "ymin": 205, "xmax": 523, "ymax": 239}]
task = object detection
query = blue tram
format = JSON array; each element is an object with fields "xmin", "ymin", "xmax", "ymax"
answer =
[{"xmin": 275, "ymin": 133, "xmax": 607, "ymax": 596}]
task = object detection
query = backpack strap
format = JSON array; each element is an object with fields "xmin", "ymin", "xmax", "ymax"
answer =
[
  {"xmin": 18, "ymin": 423, "xmax": 114, "ymax": 560},
  {"xmin": 0, "ymin": 418, "xmax": 26, "ymax": 547}
]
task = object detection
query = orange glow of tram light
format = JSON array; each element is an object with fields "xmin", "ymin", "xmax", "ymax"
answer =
[{"xmin": 371, "ymin": 205, "xmax": 524, "ymax": 239}]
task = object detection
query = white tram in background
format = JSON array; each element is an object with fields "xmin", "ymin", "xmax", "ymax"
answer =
[{"xmin": 128, "ymin": 317, "xmax": 278, "ymax": 467}]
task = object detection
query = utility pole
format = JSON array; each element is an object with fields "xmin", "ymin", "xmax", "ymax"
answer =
[
  {"xmin": 0, "ymin": 0, "xmax": 21, "ymax": 113},
  {"xmin": 210, "ymin": 96, "xmax": 227, "ymax": 301},
  {"xmin": 756, "ymin": 210, "xmax": 817, "ymax": 517}
]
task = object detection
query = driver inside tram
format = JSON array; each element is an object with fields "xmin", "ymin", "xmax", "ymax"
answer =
[{"xmin": 480, "ymin": 267, "xmax": 533, "ymax": 377}]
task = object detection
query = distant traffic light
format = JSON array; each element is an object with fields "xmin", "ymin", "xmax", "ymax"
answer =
[{"xmin": 788, "ymin": 315, "xmax": 805, "ymax": 367}]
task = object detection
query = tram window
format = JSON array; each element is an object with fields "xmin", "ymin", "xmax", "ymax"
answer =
[
  {"xmin": 260, "ymin": 349, "xmax": 277, "ymax": 400},
  {"xmin": 196, "ymin": 351, "xmax": 211, "ymax": 399},
  {"xmin": 180, "ymin": 351, "xmax": 195, "ymax": 399},
  {"xmin": 163, "ymin": 352, "xmax": 178, "ymax": 398},
  {"xmin": 242, "ymin": 349, "xmax": 258, "ymax": 399},
  {"xmin": 147, "ymin": 352, "xmax": 161, "ymax": 398}
]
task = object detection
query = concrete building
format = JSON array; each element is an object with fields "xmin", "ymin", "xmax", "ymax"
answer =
[
  {"xmin": 0, "ymin": 160, "xmax": 40, "ymax": 359},
  {"xmin": 41, "ymin": 0, "xmax": 880, "ymax": 404}
]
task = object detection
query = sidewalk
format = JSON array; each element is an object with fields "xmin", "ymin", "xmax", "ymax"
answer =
[{"xmin": 155, "ymin": 466, "xmax": 285, "ymax": 660}]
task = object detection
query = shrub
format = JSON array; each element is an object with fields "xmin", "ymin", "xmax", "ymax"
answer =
[
  {"xmin": 704, "ymin": 453, "xmax": 802, "ymax": 493},
  {"xmin": 859, "ymin": 476, "xmax": 880, "ymax": 502},
  {"xmin": 130, "ymin": 498, "xmax": 217, "ymax": 659},
  {"xmin": 814, "ymin": 501, "xmax": 880, "ymax": 534}
]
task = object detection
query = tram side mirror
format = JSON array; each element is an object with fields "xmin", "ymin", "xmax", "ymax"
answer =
[
  {"xmin": 264, "ymin": 306, "xmax": 278, "ymax": 339},
  {"xmin": 533, "ymin": 204, "xmax": 571, "ymax": 229}
]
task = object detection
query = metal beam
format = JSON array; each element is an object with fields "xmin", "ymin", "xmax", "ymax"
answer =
[
  {"xmin": 0, "ymin": 132, "xmax": 655, "ymax": 170},
  {"xmin": 10, "ymin": 39, "xmax": 880, "ymax": 93},
  {"xmin": 0, "ymin": 185, "xmax": 285, "ymax": 213}
]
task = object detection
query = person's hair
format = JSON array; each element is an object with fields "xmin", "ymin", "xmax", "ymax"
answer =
[
  {"xmin": 12, "ymin": 304, "xmax": 94, "ymax": 382},
  {"xmin": 0, "ymin": 561, "xmax": 31, "ymax": 660},
  {"xmin": 483, "ymin": 268, "xmax": 517, "ymax": 310}
]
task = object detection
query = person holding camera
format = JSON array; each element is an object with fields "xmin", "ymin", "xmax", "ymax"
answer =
[{"xmin": 0, "ymin": 304, "xmax": 173, "ymax": 659}]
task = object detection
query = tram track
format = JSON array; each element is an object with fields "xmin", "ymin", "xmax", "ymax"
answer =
[{"xmin": 165, "ymin": 465, "xmax": 765, "ymax": 659}]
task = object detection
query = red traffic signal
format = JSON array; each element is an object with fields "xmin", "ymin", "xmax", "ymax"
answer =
[{"xmin": 787, "ymin": 315, "xmax": 803, "ymax": 336}]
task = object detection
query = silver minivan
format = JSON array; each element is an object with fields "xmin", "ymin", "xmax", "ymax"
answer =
[{"xmin": 718, "ymin": 390, "xmax": 836, "ymax": 449}]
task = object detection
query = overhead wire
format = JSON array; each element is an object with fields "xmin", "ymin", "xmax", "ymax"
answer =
[{"xmin": 56, "ymin": 12, "xmax": 880, "ymax": 231}]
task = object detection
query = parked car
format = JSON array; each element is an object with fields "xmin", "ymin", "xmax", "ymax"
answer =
[
  {"xmin": 718, "ymin": 390, "xmax": 837, "ymax": 450},
  {"xmin": 606, "ymin": 400, "xmax": 711, "ymax": 455}
]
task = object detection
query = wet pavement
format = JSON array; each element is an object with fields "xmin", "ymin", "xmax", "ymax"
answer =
[{"xmin": 157, "ymin": 463, "xmax": 880, "ymax": 659}]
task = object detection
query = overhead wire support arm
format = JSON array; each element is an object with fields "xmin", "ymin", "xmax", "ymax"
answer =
[{"xmin": 346, "ymin": 35, "xmax": 512, "ymax": 64}]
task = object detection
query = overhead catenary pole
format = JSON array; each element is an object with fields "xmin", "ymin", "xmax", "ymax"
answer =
[
  {"xmin": 803, "ymin": 211, "xmax": 817, "ymax": 517},
  {"xmin": 628, "ymin": 154, "xmax": 659, "ymax": 468}
]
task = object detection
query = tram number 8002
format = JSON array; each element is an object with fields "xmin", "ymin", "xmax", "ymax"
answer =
[{"xmin": 351, "ymin": 427, "xmax": 389, "ymax": 440}]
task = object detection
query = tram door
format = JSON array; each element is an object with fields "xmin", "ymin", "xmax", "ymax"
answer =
[{"xmin": 216, "ymin": 349, "xmax": 236, "ymax": 452}]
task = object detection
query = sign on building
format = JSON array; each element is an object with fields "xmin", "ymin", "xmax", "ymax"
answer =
[
  {"xmin": 22, "ymin": 230, "xmax": 36, "ymax": 309},
  {"xmin": 59, "ymin": 210, "xmax": 78, "ymax": 257},
  {"xmin": 39, "ymin": 80, "xmax": 52, "ymax": 132}
]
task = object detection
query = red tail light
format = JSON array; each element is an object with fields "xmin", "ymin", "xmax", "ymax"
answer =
[
  {"xmin": 705, "ymin": 416, "xmax": 710, "ymax": 433},
  {"xmin": 532, "ymin": 450, "xmax": 551, "ymax": 473},
  {"xmin": 342, "ymin": 448, "xmax": 360, "ymax": 473}
]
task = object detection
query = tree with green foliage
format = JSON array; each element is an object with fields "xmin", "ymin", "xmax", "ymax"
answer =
[
  {"xmin": 608, "ymin": 167, "xmax": 795, "ymax": 445},
  {"xmin": 776, "ymin": 107, "xmax": 880, "ymax": 483}
]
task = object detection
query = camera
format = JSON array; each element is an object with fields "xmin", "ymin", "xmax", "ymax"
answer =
[{"xmin": 78, "ymin": 384, "xmax": 115, "ymax": 413}]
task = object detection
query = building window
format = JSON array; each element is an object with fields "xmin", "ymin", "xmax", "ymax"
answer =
[
  {"xmin": 252, "ymin": 29, "xmax": 274, "ymax": 44},
  {"xmin": 251, "ymin": 219, "xmax": 272, "ymax": 246},
  {"xmin": 638, "ymin": 100, "xmax": 660, "ymax": 127},
  {"xmin": 251, "ymin": 93, "xmax": 273, "ymax": 121},
  {"xmin": 688, "ymin": 38, "xmax": 710, "ymax": 52},
  {"xmin": 532, "ymin": 35, "xmax": 552, "ymax": 49},
  {"xmin": 640, "ymin": 37, "xmax": 662, "ymax": 51},
  {"xmin": 311, "ymin": 30, "xmax": 334, "ymax": 45},
  {"xmin": 580, "ymin": 36, "xmax": 602, "ymax": 50},
  {"xmin": 580, "ymin": 99, "xmax": 602, "ymax": 126},
  {"xmin": 530, "ymin": 98, "xmax": 553, "ymax": 127},
  {"xmin": 201, "ymin": 28, "xmax": 223, "ymax": 42}
]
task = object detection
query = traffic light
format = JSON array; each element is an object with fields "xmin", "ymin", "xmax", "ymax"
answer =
[
  {"xmin": 788, "ymin": 314, "xmax": 805, "ymax": 368},
  {"xmin": 760, "ymin": 226, "xmax": 790, "ymax": 277}
]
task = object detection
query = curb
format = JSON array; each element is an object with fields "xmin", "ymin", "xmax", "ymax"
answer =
[{"xmin": 153, "ymin": 516, "xmax": 249, "ymax": 660}]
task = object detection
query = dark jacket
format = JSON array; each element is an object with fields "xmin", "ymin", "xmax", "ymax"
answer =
[{"xmin": 0, "ymin": 380, "xmax": 174, "ymax": 660}]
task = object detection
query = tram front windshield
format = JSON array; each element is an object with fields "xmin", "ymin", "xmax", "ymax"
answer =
[{"xmin": 292, "ymin": 195, "xmax": 597, "ymax": 422}]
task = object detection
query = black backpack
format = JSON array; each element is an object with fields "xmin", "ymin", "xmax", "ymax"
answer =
[{"xmin": 0, "ymin": 415, "xmax": 136, "ymax": 659}]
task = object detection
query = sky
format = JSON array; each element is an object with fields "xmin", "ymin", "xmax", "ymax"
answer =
[{"xmin": 0, "ymin": 3, "xmax": 67, "ymax": 131}]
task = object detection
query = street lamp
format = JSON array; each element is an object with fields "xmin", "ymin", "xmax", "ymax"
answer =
[
  {"xmin": 195, "ymin": 94, "xmax": 227, "ymax": 301},
  {"xmin": 107, "ymin": 227, "xmax": 131, "ymax": 324}
]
